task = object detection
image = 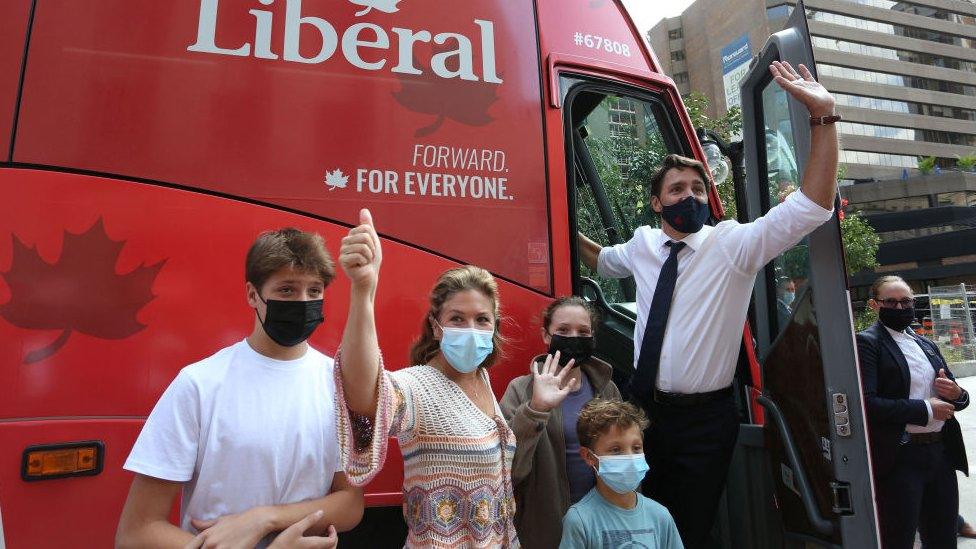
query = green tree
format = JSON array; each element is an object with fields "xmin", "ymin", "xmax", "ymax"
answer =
[
  {"xmin": 917, "ymin": 155, "xmax": 937, "ymax": 175},
  {"xmin": 840, "ymin": 210, "xmax": 880, "ymax": 275},
  {"xmin": 683, "ymin": 91, "xmax": 742, "ymax": 142},
  {"xmin": 956, "ymin": 153, "xmax": 976, "ymax": 172},
  {"xmin": 854, "ymin": 306, "xmax": 878, "ymax": 332},
  {"xmin": 683, "ymin": 92, "xmax": 743, "ymax": 220}
]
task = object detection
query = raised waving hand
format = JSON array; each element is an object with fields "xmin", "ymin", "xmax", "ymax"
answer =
[
  {"xmin": 529, "ymin": 351, "xmax": 581, "ymax": 413},
  {"xmin": 769, "ymin": 60, "xmax": 835, "ymax": 118}
]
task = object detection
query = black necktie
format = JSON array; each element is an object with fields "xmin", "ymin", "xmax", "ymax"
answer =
[{"xmin": 631, "ymin": 240, "xmax": 686, "ymax": 407}]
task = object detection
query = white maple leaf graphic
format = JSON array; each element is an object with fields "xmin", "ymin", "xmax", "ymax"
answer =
[
  {"xmin": 324, "ymin": 169, "xmax": 349, "ymax": 191},
  {"xmin": 350, "ymin": 0, "xmax": 401, "ymax": 16}
]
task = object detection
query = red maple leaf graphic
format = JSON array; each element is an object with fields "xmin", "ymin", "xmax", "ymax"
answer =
[
  {"xmin": 392, "ymin": 45, "xmax": 500, "ymax": 137},
  {"xmin": 0, "ymin": 218, "xmax": 165, "ymax": 363}
]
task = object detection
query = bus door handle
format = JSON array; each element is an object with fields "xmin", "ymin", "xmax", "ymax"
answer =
[
  {"xmin": 579, "ymin": 277, "xmax": 634, "ymax": 325},
  {"xmin": 757, "ymin": 394, "xmax": 835, "ymax": 537}
]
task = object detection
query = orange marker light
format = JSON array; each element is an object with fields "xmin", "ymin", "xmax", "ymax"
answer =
[{"xmin": 21, "ymin": 441, "xmax": 103, "ymax": 481}]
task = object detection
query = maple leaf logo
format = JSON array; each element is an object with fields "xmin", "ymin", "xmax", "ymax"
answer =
[
  {"xmin": 350, "ymin": 0, "xmax": 401, "ymax": 16},
  {"xmin": 393, "ymin": 46, "xmax": 500, "ymax": 137},
  {"xmin": 324, "ymin": 169, "xmax": 349, "ymax": 191},
  {"xmin": 0, "ymin": 219, "xmax": 166, "ymax": 364}
]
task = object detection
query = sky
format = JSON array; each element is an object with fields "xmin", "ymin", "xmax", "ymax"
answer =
[{"xmin": 620, "ymin": 0, "xmax": 697, "ymax": 35}]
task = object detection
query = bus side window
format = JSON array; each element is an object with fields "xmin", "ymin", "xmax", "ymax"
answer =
[
  {"xmin": 760, "ymin": 79, "xmax": 810, "ymax": 341},
  {"xmin": 570, "ymin": 91, "xmax": 676, "ymax": 308}
]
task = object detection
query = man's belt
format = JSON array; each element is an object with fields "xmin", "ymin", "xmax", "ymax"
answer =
[
  {"xmin": 905, "ymin": 431, "xmax": 942, "ymax": 445},
  {"xmin": 652, "ymin": 386, "xmax": 733, "ymax": 407}
]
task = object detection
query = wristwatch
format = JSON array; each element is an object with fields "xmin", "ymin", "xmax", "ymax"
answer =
[{"xmin": 810, "ymin": 114, "xmax": 841, "ymax": 126}]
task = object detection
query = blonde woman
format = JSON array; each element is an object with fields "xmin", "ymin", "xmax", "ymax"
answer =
[{"xmin": 334, "ymin": 209, "xmax": 518, "ymax": 548}]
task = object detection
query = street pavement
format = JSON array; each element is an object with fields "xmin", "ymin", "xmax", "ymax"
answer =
[{"xmin": 956, "ymin": 375, "xmax": 976, "ymax": 548}]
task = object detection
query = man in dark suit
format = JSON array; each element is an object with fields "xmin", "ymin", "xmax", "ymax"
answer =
[
  {"xmin": 857, "ymin": 275, "xmax": 969, "ymax": 549},
  {"xmin": 775, "ymin": 277, "xmax": 795, "ymax": 329}
]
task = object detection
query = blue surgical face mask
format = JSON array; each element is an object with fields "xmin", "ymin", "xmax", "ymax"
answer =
[
  {"xmin": 660, "ymin": 195, "xmax": 710, "ymax": 234},
  {"xmin": 781, "ymin": 292, "xmax": 795, "ymax": 306},
  {"xmin": 438, "ymin": 324, "xmax": 494, "ymax": 373},
  {"xmin": 587, "ymin": 450, "xmax": 650, "ymax": 494}
]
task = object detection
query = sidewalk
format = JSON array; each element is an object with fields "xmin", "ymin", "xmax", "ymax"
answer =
[{"xmin": 956, "ymin": 375, "xmax": 976, "ymax": 548}]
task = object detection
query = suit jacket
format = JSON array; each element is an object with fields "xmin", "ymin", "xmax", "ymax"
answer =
[{"xmin": 856, "ymin": 322, "xmax": 969, "ymax": 478}]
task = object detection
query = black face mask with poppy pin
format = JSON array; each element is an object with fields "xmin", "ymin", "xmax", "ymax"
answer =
[{"xmin": 661, "ymin": 196, "xmax": 710, "ymax": 234}]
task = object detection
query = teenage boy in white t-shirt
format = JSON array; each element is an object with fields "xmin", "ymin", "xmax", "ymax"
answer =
[{"xmin": 116, "ymin": 228, "xmax": 363, "ymax": 548}]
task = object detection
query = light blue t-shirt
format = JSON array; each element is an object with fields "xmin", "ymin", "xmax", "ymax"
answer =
[{"xmin": 559, "ymin": 488, "xmax": 683, "ymax": 549}]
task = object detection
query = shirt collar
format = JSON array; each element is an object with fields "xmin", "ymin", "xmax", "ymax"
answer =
[
  {"xmin": 658, "ymin": 224, "xmax": 712, "ymax": 252},
  {"xmin": 884, "ymin": 325, "xmax": 911, "ymax": 340}
]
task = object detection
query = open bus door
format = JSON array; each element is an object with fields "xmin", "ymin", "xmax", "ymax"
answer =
[
  {"xmin": 562, "ymin": 2, "xmax": 879, "ymax": 547},
  {"xmin": 738, "ymin": 3, "xmax": 879, "ymax": 547}
]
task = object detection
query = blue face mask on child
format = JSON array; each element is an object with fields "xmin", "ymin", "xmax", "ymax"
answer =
[
  {"xmin": 588, "ymin": 451, "xmax": 650, "ymax": 494},
  {"xmin": 438, "ymin": 324, "xmax": 494, "ymax": 373}
]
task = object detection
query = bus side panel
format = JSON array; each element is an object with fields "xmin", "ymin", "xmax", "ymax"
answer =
[
  {"xmin": 0, "ymin": 168, "xmax": 356, "ymax": 420},
  {"xmin": 536, "ymin": 0, "xmax": 655, "ymax": 76},
  {"xmin": 13, "ymin": 0, "xmax": 552, "ymax": 294},
  {"xmin": 0, "ymin": 0, "xmax": 32, "ymax": 159},
  {"xmin": 0, "ymin": 419, "xmax": 143, "ymax": 547},
  {"xmin": 0, "ymin": 168, "xmax": 554, "ymax": 543},
  {"xmin": 0, "ymin": 168, "xmax": 551, "ymax": 415}
]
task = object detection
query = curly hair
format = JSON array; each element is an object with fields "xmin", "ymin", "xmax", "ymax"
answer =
[{"xmin": 576, "ymin": 398, "xmax": 649, "ymax": 449}]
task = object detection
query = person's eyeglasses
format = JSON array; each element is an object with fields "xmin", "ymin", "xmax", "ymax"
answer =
[{"xmin": 880, "ymin": 298, "xmax": 915, "ymax": 309}]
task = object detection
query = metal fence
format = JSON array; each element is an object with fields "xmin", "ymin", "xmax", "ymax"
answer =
[{"xmin": 926, "ymin": 284, "xmax": 976, "ymax": 364}]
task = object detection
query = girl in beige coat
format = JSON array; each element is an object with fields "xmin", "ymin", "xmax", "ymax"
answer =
[{"xmin": 500, "ymin": 297, "xmax": 621, "ymax": 549}]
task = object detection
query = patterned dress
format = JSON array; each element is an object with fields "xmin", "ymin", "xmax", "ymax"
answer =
[{"xmin": 335, "ymin": 356, "xmax": 519, "ymax": 548}]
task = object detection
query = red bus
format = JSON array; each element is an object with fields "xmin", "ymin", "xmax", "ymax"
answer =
[{"xmin": 0, "ymin": 0, "xmax": 878, "ymax": 546}]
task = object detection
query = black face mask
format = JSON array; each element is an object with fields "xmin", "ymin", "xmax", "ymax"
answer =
[
  {"xmin": 879, "ymin": 306, "xmax": 915, "ymax": 332},
  {"xmin": 660, "ymin": 196, "xmax": 710, "ymax": 234},
  {"xmin": 547, "ymin": 334, "xmax": 595, "ymax": 367},
  {"xmin": 256, "ymin": 297, "xmax": 324, "ymax": 347}
]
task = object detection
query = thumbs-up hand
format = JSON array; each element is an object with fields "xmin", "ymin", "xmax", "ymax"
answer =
[
  {"xmin": 934, "ymin": 368, "xmax": 962, "ymax": 402},
  {"xmin": 339, "ymin": 208, "xmax": 383, "ymax": 293}
]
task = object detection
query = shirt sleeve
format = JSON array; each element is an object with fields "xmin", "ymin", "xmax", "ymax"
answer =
[
  {"xmin": 659, "ymin": 508, "xmax": 684, "ymax": 549},
  {"xmin": 334, "ymin": 352, "xmax": 418, "ymax": 486},
  {"xmin": 558, "ymin": 508, "xmax": 589, "ymax": 549},
  {"xmin": 923, "ymin": 398, "xmax": 933, "ymax": 423},
  {"xmin": 123, "ymin": 370, "xmax": 200, "ymax": 482},
  {"xmin": 500, "ymin": 376, "xmax": 551, "ymax": 486},
  {"xmin": 720, "ymin": 190, "xmax": 833, "ymax": 275},
  {"xmin": 597, "ymin": 233, "xmax": 638, "ymax": 279}
]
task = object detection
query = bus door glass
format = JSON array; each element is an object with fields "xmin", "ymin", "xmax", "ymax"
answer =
[
  {"xmin": 559, "ymin": 76, "xmax": 695, "ymax": 391},
  {"xmin": 739, "ymin": 2, "xmax": 879, "ymax": 546}
]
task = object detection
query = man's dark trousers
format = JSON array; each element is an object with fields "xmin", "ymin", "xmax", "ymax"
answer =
[
  {"xmin": 875, "ymin": 440, "xmax": 958, "ymax": 549},
  {"xmin": 641, "ymin": 393, "xmax": 740, "ymax": 549}
]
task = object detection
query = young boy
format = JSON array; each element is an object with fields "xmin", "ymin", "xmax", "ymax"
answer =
[
  {"xmin": 560, "ymin": 399, "xmax": 682, "ymax": 549},
  {"xmin": 116, "ymin": 228, "xmax": 363, "ymax": 548}
]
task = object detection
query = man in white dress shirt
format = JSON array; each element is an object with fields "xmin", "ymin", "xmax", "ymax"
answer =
[
  {"xmin": 578, "ymin": 61, "xmax": 839, "ymax": 548},
  {"xmin": 858, "ymin": 275, "xmax": 968, "ymax": 548}
]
